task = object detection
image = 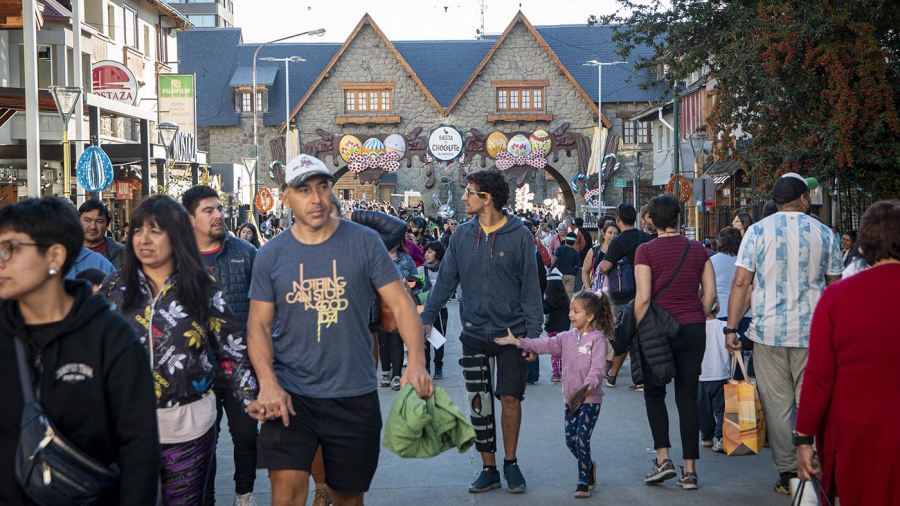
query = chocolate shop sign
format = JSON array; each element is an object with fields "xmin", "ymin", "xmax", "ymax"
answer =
[{"xmin": 427, "ymin": 124, "xmax": 464, "ymax": 163}]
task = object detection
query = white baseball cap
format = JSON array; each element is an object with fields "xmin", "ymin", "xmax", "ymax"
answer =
[{"xmin": 284, "ymin": 154, "xmax": 333, "ymax": 187}]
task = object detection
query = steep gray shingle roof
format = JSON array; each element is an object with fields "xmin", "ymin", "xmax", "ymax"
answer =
[
  {"xmin": 393, "ymin": 40, "xmax": 494, "ymax": 108},
  {"xmin": 535, "ymin": 24, "xmax": 664, "ymax": 104}
]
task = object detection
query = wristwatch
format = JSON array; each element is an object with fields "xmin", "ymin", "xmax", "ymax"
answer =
[
  {"xmin": 723, "ymin": 328, "xmax": 739, "ymax": 335},
  {"xmin": 792, "ymin": 431, "xmax": 814, "ymax": 446}
]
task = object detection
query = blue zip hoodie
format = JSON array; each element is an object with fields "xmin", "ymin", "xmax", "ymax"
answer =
[{"xmin": 421, "ymin": 211, "xmax": 543, "ymax": 341}]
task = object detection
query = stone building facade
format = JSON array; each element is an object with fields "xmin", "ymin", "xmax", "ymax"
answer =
[{"xmin": 179, "ymin": 12, "xmax": 663, "ymax": 223}]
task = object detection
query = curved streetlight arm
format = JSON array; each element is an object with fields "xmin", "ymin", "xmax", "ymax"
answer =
[{"xmin": 252, "ymin": 28, "xmax": 325, "ymax": 205}]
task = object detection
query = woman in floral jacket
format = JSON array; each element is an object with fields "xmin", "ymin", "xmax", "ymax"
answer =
[{"xmin": 102, "ymin": 195, "xmax": 259, "ymax": 506}]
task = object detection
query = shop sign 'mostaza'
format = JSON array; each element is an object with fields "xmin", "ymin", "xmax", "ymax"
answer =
[{"xmin": 91, "ymin": 61, "xmax": 139, "ymax": 105}]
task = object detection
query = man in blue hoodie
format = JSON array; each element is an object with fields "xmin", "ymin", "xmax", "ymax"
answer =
[{"xmin": 421, "ymin": 169, "xmax": 543, "ymax": 494}]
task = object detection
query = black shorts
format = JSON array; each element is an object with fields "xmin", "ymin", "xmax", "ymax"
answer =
[
  {"xmin": 460, "ymin": 334, "xmax": 528, "ymax": 400},
  {"xmin": 257, "ymin": 390, "xmax": 382, "ymax": 493}
]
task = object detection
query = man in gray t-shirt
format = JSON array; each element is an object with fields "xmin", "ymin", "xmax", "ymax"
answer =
[{"xmin": 246, "ymin": 154, "xmax": 433, "ymax": 505}]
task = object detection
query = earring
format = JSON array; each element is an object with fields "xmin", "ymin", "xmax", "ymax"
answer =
[{"xmin": 48, "ymin": 267, "xmax": 59, "ymax": 276}]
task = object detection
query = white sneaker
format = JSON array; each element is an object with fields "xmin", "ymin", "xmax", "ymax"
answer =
[
  {"xmin": 711, "ymin": 438, "xmax": 725, "ymax": 453},
  {"xmin": 234, "ymin": 492, "xmax": 257, "ymax": 506}
]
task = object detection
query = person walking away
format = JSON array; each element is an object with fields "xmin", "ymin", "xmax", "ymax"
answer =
[
  {"xmin": 246, "ymin": 154, "xmax": 432, "ymax": 506},
  {"xmin": 419, "ymin": 241, "xmax": 447, "ymax": 379},
  {"xmin": 795, "ymin": 201, "xmax": 900, "ymax": 505},
  {"xmin": 634, "ymin": 194, "xmax": 716, "ymax": 490},
  {"xmin": 79, "ymin": 199, "xmax": 125, "ymax": 269},
  {"xmin": 594, "ymin": 204, "xmax": 652, "ymax": 390},
  {"xmin": 544, "ymin": 269, "xmax": 571, "ymax": 383},
  {"xmin": 102, "ymin": 195, "xmax": 261, "ymax": 505},
  {"xmin": 182, "ymin": 186, "xmax": 261, "ymax": 506},
  {"xmin": 697, "ymin": 311, "xmax": 730, "ymax": 452},
  {"xmin": 419, "ymin": 169, "xmax": 543, "ymax": 494},
  {"xmin": 0, "ymin": 197, "xmax": 160, "ymax": 506},
  {"xmin": 725, "ymin": 173, "xmax": 843, "ymax": 495},
  {"xmin": 495, "ymin": 290, "xmax": 612, "ymax": 498},
  {"xmin": 552, "ymin": 233, "xmax": 581, "ymax": 298}
]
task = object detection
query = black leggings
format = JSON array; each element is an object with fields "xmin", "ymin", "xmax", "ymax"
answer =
[
  {"xmin": 643, "ymin": 322, "xmax": 705, "ymax": 460},
  {"xmin": 426, "ymin": 307, "xmax": 448, "ymax": 372},
  {"xmin": 377, "ymin": 328, "xmax": 404, "ymax": 377}
]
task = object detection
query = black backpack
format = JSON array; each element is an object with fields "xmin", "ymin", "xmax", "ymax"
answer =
[{"xmin": 607, "ymin": 255, "xmax": 636, "ymax": 300}]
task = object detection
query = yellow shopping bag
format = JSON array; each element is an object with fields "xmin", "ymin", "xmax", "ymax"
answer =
[{"xmin": 723, "ymin": 351, "xmax": 766, "ymax": 456}]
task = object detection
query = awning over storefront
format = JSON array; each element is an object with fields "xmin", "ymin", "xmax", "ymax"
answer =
[{"xmin": 701, "ymin": 159, "xmax": 742, "ymax": 187}]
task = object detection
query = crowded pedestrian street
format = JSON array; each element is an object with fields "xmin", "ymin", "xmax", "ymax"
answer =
[{"xmin": 210, "ymin": 299, "xmax": 788, "ymax": 506}]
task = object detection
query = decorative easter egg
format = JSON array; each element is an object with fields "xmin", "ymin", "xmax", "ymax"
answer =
[
  {"xmin": 361, "ymin": 137, "xmax": 385, "ymax": 157},
  {"xmin": 76, "ymin": 146, "xmax": 114, "ymax": 192},
  {"xmin": 339, "ymin": 135, "xmax": 362, "ymax": 162},
  {"xmin": 529, "ymin": 130, "xmax": 552, "ymax": 154},
  {"xmin": 485, "ymin": 131, "xmax": 508, "ymax": 158},
  {"xmin": 507, "ymin": 134, "xmax": 532, "ymax": 157},
  {"xmin": 384, "ymin": 133, "xmax": 406, "ymax": 158}
]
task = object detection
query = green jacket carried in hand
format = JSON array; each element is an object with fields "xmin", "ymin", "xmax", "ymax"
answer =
[{"xmin": 383, "ymin": 385, "xmax": 475, "ymax": 458}]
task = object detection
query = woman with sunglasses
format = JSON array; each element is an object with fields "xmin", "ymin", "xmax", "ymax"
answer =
[
  {"xmin": 0, "ymin": 197, "xmax": 160, "ymax": 505},
  {"xmin": 101, "ymin": 195, "xmax": 260, "ymax": 505}
]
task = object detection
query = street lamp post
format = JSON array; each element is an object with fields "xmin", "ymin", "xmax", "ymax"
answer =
[
  {"xmin": 241, "ymin": 156, "xmax": 258, "ymax": 217},
  {"xmin": 50, "ymin": 85, "xmax": 82, "ymax": 200},
  {"xmin": 158, "ymin": 122, "xmax": 179, "ymax": 193},
  {"xmin": 260, "ymin": 56, "xmax": 304, "ymax": 165},
  {"xmin": 584, "ymin": 60, "xmax": 625, "ymax": 209},
  {"xmin": 252, "ymin": 28, "xmax": 325, "ymax": 203}
]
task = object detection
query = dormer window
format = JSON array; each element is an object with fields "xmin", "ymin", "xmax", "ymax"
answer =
[{"xmin": 233, "ymin": 86, "xmax": 267, "ymax": 114}]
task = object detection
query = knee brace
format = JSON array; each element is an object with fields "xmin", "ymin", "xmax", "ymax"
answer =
[{"xmin": 459, "ymin": 354, "xmax": 496, "ymax": 453}]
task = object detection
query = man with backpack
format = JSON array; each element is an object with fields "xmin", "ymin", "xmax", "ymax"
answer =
[{"xmin": 595, "ymin": 203, "xmax": 653, "ymax": 391}]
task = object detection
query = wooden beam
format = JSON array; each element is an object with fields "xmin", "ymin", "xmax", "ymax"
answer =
[
  {"xmin": 487, "ymin": 113, "xmax": 553, "ymax": 123},
  {"xmin": 335, "ymin": 115, "xmax": 401, "ymax": 126}
]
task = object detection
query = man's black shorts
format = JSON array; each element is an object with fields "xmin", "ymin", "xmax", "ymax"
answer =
[
  {"xmin": 257, "ymin": 390, "xmax": 381, "ymax": 493},
  {"xmin": 460, "ymin": 334, "xmax": 528, "ymax": 400}
]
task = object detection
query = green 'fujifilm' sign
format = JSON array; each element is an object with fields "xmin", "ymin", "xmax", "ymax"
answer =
[{"xmin": 613, "ymin": 178, "xmax": 627, "ymax": 188}]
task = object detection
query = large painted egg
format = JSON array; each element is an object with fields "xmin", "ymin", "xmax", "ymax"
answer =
[
  {"xmin": 529, "ymin": 130, "xmax": 552, "ymax": 154},
  {"xmin": 486, "ymin": 131, "xmax": 508, "ymax": 158},
  {"xmin": 507, "ymin": 134, "xmax": 532, "ymax": 157},
  {"xmin": 384, "ymin": 133, "xmax": 406, "ymax": 158},
  {"xmin": 339, "ymin": 135, "xmax": 362, "ymax": 161},
  {"xmin": 361, "ymin": 137, "xmax": 385, "ymax": 157}
]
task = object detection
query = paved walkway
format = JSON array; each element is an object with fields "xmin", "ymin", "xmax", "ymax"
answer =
[{"xmin": 212, "ymin": 300, "xmax": 792, "ymax": 505}]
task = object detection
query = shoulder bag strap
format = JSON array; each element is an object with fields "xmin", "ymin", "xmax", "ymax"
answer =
[
  {"xmin": 14, "ymin": 337, "xmax": 37, "ymax": 404},
  {"xmin": 652, "ymin": 238, "xmax": 692, "ymax": 301}
]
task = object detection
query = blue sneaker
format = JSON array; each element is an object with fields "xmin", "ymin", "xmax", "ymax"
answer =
[
  {"xmin": 433, "ymin": 369, "xmax": 443, "ymax": 380},
  {"xmin": 469, "ymin": 468, "xmax": 501, "ymax": 493},
  {"xmin": 504, "ymin": 462, "xmax": 527, "ymax": 493}
]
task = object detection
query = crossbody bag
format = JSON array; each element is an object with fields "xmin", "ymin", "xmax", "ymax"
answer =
[{"xmin": 14, "ymin": 337, "xmax": 121, "ymax": 506}]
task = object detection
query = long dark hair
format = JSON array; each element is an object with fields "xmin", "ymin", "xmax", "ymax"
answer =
[
  {"xmin": 545, "ymin": 279, "xmax": 570, "ymax": 309},
  {"xmin": 237, "ymin": 222, "xmax": 261, "ymax": 248},
  {"xmin": 121, "ymin": 195, "xmax": 211, "ymax": 323}
]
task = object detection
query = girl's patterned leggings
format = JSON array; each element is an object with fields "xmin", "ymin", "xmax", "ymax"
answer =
[
  {"xmin": 160, "ymin": 427, "xmax": 216, "ymax": 505},
  {"xmin": 564, "ymin": 402, "xmax": 601, "ymax": 484},
  {"xmin": 548, "ymin": 331, "xmax": 562, "ymax": 376}
]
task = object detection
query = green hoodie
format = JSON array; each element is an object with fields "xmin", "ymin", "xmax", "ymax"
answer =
[{"xmin": 383, "ymin": 385, "xmax": 475, "ymax": 458}]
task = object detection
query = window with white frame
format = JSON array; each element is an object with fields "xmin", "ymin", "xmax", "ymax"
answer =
[
  {"xmin": 235, "ymin": 88, "xmax": 267, "ymax": 113},
  {"xmin": 123, "ymin": 6, "xmax": 138, "ymax": 49},
  {"xmin": 624, "ymin": 120, "xmax": 651, "ymax": 144}
]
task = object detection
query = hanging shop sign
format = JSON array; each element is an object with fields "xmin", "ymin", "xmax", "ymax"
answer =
[
  {"xmin": 91, "ymin": 61, "xmax": 139, "ymax": 105},
  {"xmin": 75, "ymin": 146, "xmax": 114, "ymax": 192},
  {"xmin": 427, "ymin": 124, "xmax": 465, "ymax": 163},
  {"xmin": 158, "ymin": 74, "xmax": 197, "ymax": 140},
  {"xmin": 115, "ymin": 180, "xmax": 134, "ymax": 200},
  {"xmin": 255, "ymin": 187, "xmax": 275, "ymax": 213}
]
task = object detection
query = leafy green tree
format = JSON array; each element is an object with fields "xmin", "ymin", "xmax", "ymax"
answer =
[{"xmin": 593, "ymin": 1, "xmax": 900, "ymax": 196}]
